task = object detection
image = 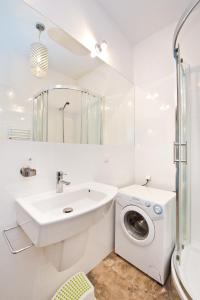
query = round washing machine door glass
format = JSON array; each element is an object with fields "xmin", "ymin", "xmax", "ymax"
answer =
[{"xmin": 121, "ymin": 205, "xmax": 155, "ymax": 246}]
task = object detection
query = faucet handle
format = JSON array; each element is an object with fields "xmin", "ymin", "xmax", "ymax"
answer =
[{"xmin": 56, "ymin": 171, "xmax": 68, "ymax": 179}]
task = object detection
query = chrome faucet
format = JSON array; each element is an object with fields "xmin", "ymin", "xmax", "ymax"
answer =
[{"xmin": 56, "ymin": 171, "xmax": 71, "ymax": 193}]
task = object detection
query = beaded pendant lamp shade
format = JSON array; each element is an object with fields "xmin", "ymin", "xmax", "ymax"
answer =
[{"xmin": 30, "ymin": 23, "xmax": 48, "ymax": 78}]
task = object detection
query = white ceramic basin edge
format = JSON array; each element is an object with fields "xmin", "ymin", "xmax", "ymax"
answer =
[{"xmin": 15, "ymin": 181, "xmax": 118, "ymax": 247}]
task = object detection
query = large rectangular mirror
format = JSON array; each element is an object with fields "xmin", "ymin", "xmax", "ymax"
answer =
[{"xmin": 0, "ymin": 0, "xmax": 134, "ymax": 145}]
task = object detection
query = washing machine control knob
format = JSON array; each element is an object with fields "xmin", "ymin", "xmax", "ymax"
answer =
[
  {"xmin": 145, "ymin": 201, "xmax": 151, "ymax": 207},
  {"xmin": 153, "ymin": 204, "xmax": 163, "ymax": 215}
]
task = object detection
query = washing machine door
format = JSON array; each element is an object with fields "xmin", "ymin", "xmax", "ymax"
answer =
[{"xmin": 120, "ymin": 205, "xmax": 155, "ymax": 246}]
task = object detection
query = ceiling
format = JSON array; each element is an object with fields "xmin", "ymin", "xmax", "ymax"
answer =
[{"xmin": 97, "ymin": 0, "xmax": 191, "ymax": 44}]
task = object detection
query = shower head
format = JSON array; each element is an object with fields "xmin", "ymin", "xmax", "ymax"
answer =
[
  {"xmin": 63, "ymin": 101, "xmax": 70, "ymax": 109},
  {"xmin": 59, "ymin": 101, "xmax": 70, "ymax": 111}
]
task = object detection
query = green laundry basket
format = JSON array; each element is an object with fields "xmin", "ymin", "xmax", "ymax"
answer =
[{"xmin": 52, "ymin": 272, "xmax": 96, "ymax": 300}]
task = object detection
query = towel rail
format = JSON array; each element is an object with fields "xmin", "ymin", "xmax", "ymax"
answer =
[{"xmin": 2, "ymin": 225, "xmax": 34, "ymax": 254}]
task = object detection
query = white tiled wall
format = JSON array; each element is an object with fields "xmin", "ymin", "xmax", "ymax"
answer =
[{"xmin": 133, "ymin": 23, "xmax": 176, "ymax": 191}]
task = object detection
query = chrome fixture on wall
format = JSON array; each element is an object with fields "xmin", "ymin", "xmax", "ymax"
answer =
[
  {"xmin": 142, "ymin": 175, "xmax": 151, "ymax": 187},
  {"xmin": 30, "ymin": 23, "xmax": 48, "ymax": 78},
  {"xmin": 20, "ymin": 167, "xmax": 36, "ymax": 177},
  {"xmin": 90, "ymin": 40, "xmax": 107, "ymax": 58}
]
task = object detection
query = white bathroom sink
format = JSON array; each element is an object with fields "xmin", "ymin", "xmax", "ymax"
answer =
[{"xmin": 15, "ymin": 182, "xmax": 117, "ymax": 247}]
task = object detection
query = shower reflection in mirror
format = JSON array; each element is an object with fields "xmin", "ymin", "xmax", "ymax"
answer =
[{"xmin": 32, "ymin": 86, "xmax": 103, "ymax": 144}]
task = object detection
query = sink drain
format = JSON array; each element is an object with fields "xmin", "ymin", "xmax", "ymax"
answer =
[{"xmin": 63, "ymin": 207, "xmax": 73, "ymax": 214}]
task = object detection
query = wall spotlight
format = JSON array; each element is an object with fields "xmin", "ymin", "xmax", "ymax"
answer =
[
  {"xmin": 101, "ymin": 40, "xmax": 108, "ymax": 51},
  {"xmin": 90, "ymin": 41, "xmax": 108, "ymax": 58}
]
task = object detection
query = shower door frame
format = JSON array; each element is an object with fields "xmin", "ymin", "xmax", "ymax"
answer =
[{"xmin": 174, "ymin": 47, "xmax": 190, "ymax": 259}]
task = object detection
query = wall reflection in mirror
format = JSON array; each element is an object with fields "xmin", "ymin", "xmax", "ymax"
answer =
[{"xmin": 0, "ymin": 0, "xmax": 134, "ymax": 145}]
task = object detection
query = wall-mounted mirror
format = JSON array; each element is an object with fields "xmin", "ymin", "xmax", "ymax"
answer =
[{"xmin": 0, "ymin": 0, "xmax": 134, "ymax": 145}]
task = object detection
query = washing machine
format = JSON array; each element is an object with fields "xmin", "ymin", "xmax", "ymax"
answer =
[{"xmin": 115, "ymin": 184, "xmax": 175, "ymax": 285}]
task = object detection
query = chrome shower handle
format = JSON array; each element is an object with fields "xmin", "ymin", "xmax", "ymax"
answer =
[
  {"xmin": 181, "ymin": 142, "xmax": 187, "ymax": 163},
  {"xmin": 173, "ymin": 142, "xmax": 187, "ymax": 164},
  {"xmin": 173, "ymin": 142, "xmax": 179, "ymax": 163}
]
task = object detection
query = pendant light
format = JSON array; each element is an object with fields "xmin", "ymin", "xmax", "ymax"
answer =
[{"xmin": 30, "ymin": 23, "xmax": 48, "ymax": 78}]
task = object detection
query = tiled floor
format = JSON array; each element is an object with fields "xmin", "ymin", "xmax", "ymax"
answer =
[{"xmin": 88, "ymin": 253, "xmax": 180, "ymax": 300}]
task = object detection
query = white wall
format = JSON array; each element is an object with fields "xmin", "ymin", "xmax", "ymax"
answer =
[
  {"xmin": 24, "ymin": 0, "xmax": 133, "ymax": 81},
  {"xmin": 0, "ymin": 140, "xmax": 134, "ymax": 300},
  {"xmin": 132, "ymin": 23, "xmax": 176, "ymax": 191}
]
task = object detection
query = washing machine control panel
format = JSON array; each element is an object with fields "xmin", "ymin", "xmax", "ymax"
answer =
[{"xmin": 116, "ymin": 193, "xmax": 164, "ymax": 220}]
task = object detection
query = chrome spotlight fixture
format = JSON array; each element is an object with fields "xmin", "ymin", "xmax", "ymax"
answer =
[
  {"xmin": 90, "ymin": 40, "xmax": 108, "ymax": 58},
  {"xmin": 30, "ymin": 23, "xmax": 48, "ymax": 78}
]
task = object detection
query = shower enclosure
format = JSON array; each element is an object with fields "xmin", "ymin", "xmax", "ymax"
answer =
[
  {"xmin": 32, "ymin": 86, "xmax": 103, "ymax": 144},
  {"xmin": 172, "ymin": 1, "xmax": 200, "ymax": 299}
]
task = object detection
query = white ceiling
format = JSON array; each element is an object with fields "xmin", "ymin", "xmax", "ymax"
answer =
[{"xmin": 97, "ymin": 0, "xmax": 191, "ymax": 44}]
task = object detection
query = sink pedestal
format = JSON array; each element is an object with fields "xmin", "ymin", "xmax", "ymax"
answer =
[{"xmin": 44, "ymin": 230, "xmax": 89, "ymax": 271}]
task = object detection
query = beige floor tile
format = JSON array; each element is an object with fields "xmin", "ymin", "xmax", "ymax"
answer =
[{"xmin": 88, "ymin": 253, "xmax": 180, "ymax": 300}]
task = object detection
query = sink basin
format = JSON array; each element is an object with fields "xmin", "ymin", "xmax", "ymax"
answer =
[{"xmin": 15, "ymin": 182, "xmax": 118, "ymax": 247}]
